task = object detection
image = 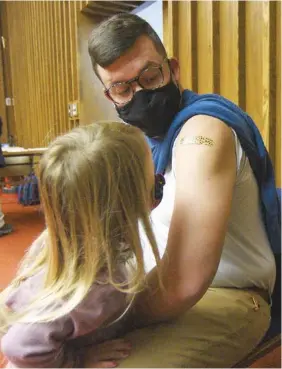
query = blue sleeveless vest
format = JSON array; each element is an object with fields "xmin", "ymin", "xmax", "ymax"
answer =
[{"xmin": 147, "ymin": 89, "xmax": 281, "ymax": 256}]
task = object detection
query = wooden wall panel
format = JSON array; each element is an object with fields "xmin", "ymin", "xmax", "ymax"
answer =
[
  {"xmin": 163, "ymin": 0, "xmax": 281, "ymax": 186},
  {"xmin": 0, "ymin": 3, "xmax": 15, "ymax": 140},
  {"xmin": 0, "ymin": 25, "xmax": 7, "ymax": 142},
  {"xmin": 196, "ymin": 1, "xmax": 218, "ymax": 93},
  {"xmin": 276, "ymin": 1, "xmax": 281, "ymax": 187},
  {"xmin": 245, "ymin": 2, "xmax": 270, "ymax": 144},
  {"xmin": 77, "ymin": 12, "xmax": 118, "ymax": 126},
  {"xmin": 219, "ymin": 1, "xmax": 239, "ymax": 105},
  {"xmin": 177, "ymin": 1, "xmax": 197, "ymax": 91},
  {"xmin": 0, "ymin": 1, "xmax": 80, "ymax": 149},
  {"xmin": 163, "ymin": 1, "xmax": 178, "ymax": 59}
]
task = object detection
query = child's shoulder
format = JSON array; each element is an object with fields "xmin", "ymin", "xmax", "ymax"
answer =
[
  {"xmin": 29, "ymin": 229, "xmax": 48, "ymax": 255},
  {"xmin": 5, "ymin": 269, "xmax": 45, "ymax": 312}
]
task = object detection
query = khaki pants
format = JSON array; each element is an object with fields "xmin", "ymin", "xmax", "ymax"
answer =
[{"xmin": 119, "ymin": 288, "xmax": 270, "ymax": 368}]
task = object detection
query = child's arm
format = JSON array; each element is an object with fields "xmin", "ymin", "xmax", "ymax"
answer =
[
  {"xmin": 1, "ymin": 261, "xmax": 129, "ymax": 368},
  {"xmin": 1, "ymin": 315, "xmax": 81, "ymax": 368},
  {"xmin": 1, "ymin": 278, "xmax": 129, "ymax": 367}
]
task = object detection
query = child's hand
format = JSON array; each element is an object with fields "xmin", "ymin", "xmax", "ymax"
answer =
[{"xmin": 84, "ymin": 338, "xmax": 132, "ymax": 368}]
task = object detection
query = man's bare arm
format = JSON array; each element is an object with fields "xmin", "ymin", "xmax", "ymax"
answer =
[{"xmin": 131, "ymin": 115, "xmax": 237, "ymax": 324}]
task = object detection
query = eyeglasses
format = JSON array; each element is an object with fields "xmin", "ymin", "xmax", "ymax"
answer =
[{"xmin": 105, "ymin": 58, "xmax": 168, "ymax": 106}]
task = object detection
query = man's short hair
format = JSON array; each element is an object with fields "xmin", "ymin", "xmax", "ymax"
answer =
[{"xmin": 88, "ymin": 13, "xmax": 167, "ymax": 77}]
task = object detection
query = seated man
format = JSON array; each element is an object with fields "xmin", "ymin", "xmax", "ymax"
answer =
[
  {"xmin": 87, "ymin": 14, "xmax": 280, "ymax": 367},
  {"xmin": 0, "ymin": 117, "xmax": 13, "ymax": 237}
]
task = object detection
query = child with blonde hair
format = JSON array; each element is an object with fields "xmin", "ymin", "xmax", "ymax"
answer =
[{"xmin": 0, "ymin": 122, "xmax": 163, "ymax": 368}]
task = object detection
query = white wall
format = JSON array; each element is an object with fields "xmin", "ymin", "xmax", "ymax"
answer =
[{"xmin": 132, "ymin": 1, "xmax": 163, "ymax": 41}]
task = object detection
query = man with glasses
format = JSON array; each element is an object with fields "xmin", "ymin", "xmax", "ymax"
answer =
[
  {"xmin": 103, "ymin": 57, "xmax": 179, "ymax": 139},
  {"xmin": 87, "ymin": 13, "xmax": 280, "ymax": 368}
]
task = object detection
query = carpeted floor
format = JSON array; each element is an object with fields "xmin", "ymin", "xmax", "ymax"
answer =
[
  {"xmin": 0, "ymin": 193, "xmax": 280, "ymax": 368},
  {"xmin": 0, "ymin": 193, "xmax": 45, "ymax": 289}
]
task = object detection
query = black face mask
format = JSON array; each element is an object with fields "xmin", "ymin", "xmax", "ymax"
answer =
[{"xmin": 116, "ymin": 81, "xmax": 181, "ymax": 138}]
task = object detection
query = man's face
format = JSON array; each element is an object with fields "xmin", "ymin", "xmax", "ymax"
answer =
[{"xmin": 97, "ymin": 35, "xmax": 180, "ymax": 102}]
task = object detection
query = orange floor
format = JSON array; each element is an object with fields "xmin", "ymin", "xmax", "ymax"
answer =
[
  {"xmin": 0, "ymin": 193, "xmax": 280, "ymax": 368},
  {"xmin": 0, "ymin": 193, "xmax": 45, "ymax": 289}
]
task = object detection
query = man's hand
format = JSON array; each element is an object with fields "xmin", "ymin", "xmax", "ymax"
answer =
[
  {"xmin": 132, "ymin": 115, "xmax": 237, "ymax": 323},
  {"xmin": 84, "ymin": 339, "xmax": 131, "ymax": 368}
]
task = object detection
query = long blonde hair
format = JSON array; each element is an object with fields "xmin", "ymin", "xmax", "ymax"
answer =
[{"xmin": 0, "ymin": 121, "xmax": 160, "ymax": 329}]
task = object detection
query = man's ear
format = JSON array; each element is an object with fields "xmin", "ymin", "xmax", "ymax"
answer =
[{"xmin": 169, "ymin": 58, "xmax": 180, "ymax": 82}]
